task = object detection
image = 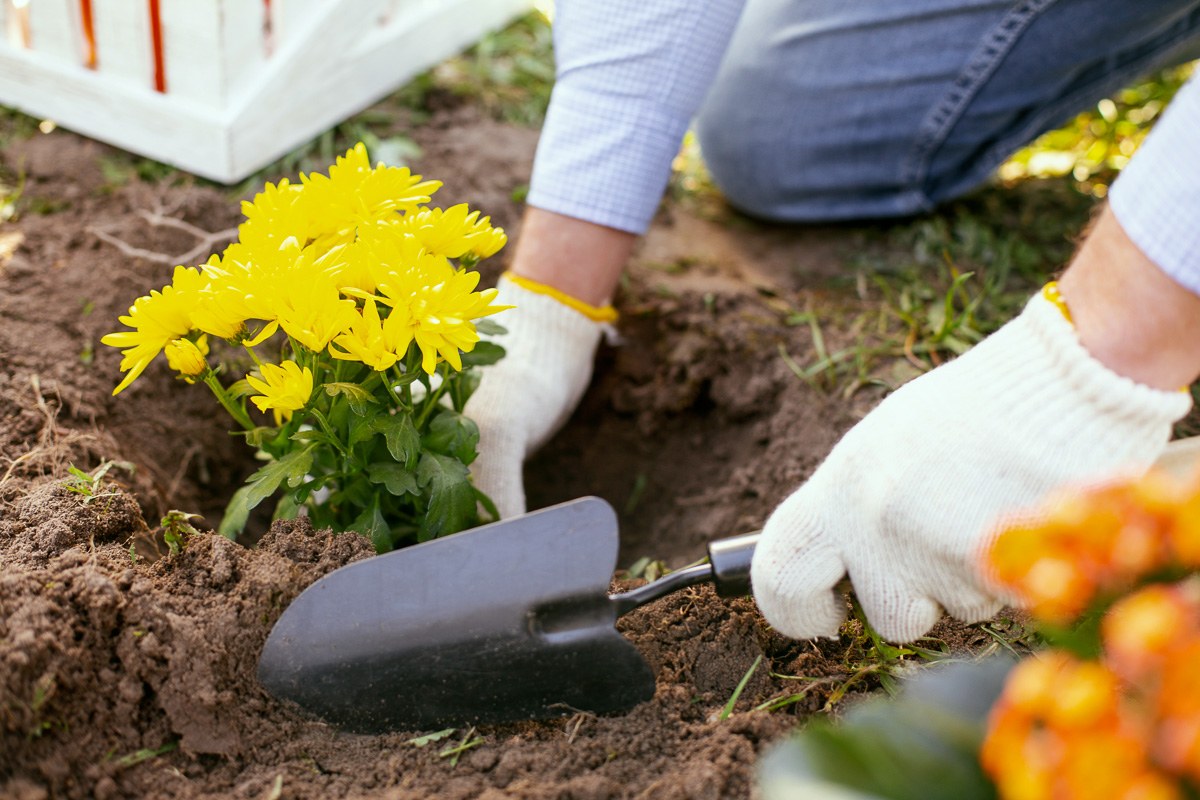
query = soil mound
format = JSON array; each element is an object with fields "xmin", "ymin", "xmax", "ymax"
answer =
[{"xmin": 0, "ymin": 486, "xmax": 797, "ymax": 799}]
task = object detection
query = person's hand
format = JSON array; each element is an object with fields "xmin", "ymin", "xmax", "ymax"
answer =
[
  {"xmin": 465, "ymin": 275, "xmax": 609, "ymax": 518},
  {"xmin": 466, "ymin": 208, "xmax": 633, "ymax": 518},
  {"xmin": 750, "ymin": 287, "xmax": 1193, "ymax": 642}
]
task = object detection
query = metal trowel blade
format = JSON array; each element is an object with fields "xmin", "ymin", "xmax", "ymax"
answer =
[{"xmin": 258, "ymin": 497, "xmax": 655, "ymax": 734}]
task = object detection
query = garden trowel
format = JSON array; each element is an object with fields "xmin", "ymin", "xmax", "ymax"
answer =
[
  {"xmin": 258, "ymin": 496, "xmax": 758, "ymax": 734},
  {"xmin": 258, "ymin": 437, "xmax": 1200, "ymax": 735}
]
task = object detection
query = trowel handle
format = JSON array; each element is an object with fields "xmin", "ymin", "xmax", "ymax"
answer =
[
  {"xmin": 608, "ymin": 532, "xmax": 760, "ymax": 617},
  {"xmin": 707, "ymin": 532, "xmax": 759, "ymax": 598}
]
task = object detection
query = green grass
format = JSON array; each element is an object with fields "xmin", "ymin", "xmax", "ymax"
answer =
[
  {"xmin": 772, "ymin": 187, "xmax": 1092, "ymax": 397},
  {"xmin": 427, "ymin": 10, "xmax": 554, "ymax": 126},
  {"xmin": 1001, "ymin": 63, "xmax": 1195, "ymax": 198},
  {"xmin": 719, "ymin": 654, "xmax": 763, "ymax": 720},
  {"xmin": 658, "ymin": 66, "xmax": 1193, "ymax": 396}
]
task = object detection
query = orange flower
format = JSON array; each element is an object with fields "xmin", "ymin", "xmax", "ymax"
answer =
[
  {"xmin": 982, "ymin": 653, "xmax": 1170, "ymax": 800},
  {"xmin": 1103, "ymin": 584, "xmax": 1199, "ymax": 684},
  {"xmin": 1154, "ymin": 637, "xmax": 1200, "ymax": 782},
  {"xmin": 1167, "ymin": 493, "xmax": 1200, "ymax": 567},
  {"xmin": 1046, "ymin": 659, "xmax": 1122, "ymax": 730},
  {"xmin": 1122, "ymin": 772, "xmax": 1183, "ymax": 800},
  {"xmin": 983, "ymin": 472, "xmax": 1193, "ymax": 626}
]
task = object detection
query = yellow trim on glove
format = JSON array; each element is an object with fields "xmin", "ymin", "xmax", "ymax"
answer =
[
  {"xmin": 1042, "ymin": 281, "xmax": 1073, "ymax": 324},
  {"xmin": 505, "ymin": 272, "xmax": 619, "ymax": 323}
]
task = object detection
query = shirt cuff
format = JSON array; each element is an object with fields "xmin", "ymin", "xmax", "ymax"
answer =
[
  {"xmin": 1109, "ymin": 77, "xmax": 1200, "ymax": 298},
  {"xmin": 527, "ymin": 82, "xmax": 691, "ymax": 234}
]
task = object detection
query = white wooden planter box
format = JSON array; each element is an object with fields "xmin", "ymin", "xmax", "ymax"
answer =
[{"xmin": 0, "ymin": 0, "xmax": 530, "ymax": 182}]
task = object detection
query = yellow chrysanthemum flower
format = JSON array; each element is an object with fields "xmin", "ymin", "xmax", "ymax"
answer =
[
  {"xmin": 238, "ymin": 178, "xmax": 309, "ymax": 254},
  {"xmin": 300, "ymin": 144, "xmax": 442, "ymax": 253},
  {"xmin": 270, "ymin": 248, "xmax": 360, "ymax": 353},
  {"xmin": 100, "ymin": 265, "xmax": 203, "ymax": 395},
  {"xmin": 329, "ymin": 297, "xmax": 402, "ymax": 371},
  {"xmin": 341, "ymin": 225, "xmax": 511, "ymax": 373},
  {"xmin": 464, "ymin": 226, "xmax": 507, "ymax": 259},
  {"xmin": 322, "ymin": 237, "xmax": 380, "ymax": 295},
  {"xmin": 399, "ymin": 204, "xmax": 507, "ymax": 259},
  {"xmin": 186, "ymin": 256, "xmax": 250, "ymax": 341},
  {"xmin": 247, "ymin": 360, "xmax": 313, "ymax": 426},
  {"xmin": 376, "ymin": 265, "xmax": 512, "ymax": 374},
  {"xmin": 165, "ymin": 335, "xmax": 208, "ymax": 379}
]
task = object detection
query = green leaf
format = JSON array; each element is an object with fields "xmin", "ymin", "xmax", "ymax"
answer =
[
  {"xmin": 460, "ymin": 341, "xmax": 505, "ymax": 368},
  {"xmin": 423, "ymin": 410, "xmax": 480, "ymax": 465},
  {"xmin": 348, "ymin": 495, "xmax": 390, "ymax": 553},
  {"xmin": 291, "ymin": 473, "xmax": 328, "ymax": 503},
  {"xmin": 273, "ymin": 493, "xmax": 304, "ymax": 522},
  {"xmin": 474, "ymin": 487, "xmax": 499, "ymax": 523},
  {"xmin": 324, "ymin": 382, "xmax": 378, "ymax": 414},
  {"xmin": 393, "ymin": 370, "xmax": 421, "ymax": 387},
  {"xmin": 245, "ymin": 445, "xmax": 315, "ymax": 510},
  {"xmin": 759, "ymin": 661, "xmax": 1011, "ymax": 800},
  {"xmin": 217, "ymin": 485, "xmax": 252, "ymax": 540},
  {"xmin": 407, "ymin": 728, "xmax": 457, "ymax": 747},
  {"xmin": 348, "ymin": 409, "xmax": 376, "ymax": 447},
  {"xmin": 234, "ymin": 426, "xmax": 278, "ymax": 448},
  {"xmin": 450, "ymin": 370, "xmax": 483, "ymax": 411},
  {"xmin": 290, "ymin": 429, "xmax": 333, "ymax": 445},
  {"xmin": 367, "ymin": 462, "xmax": 420, "ymax": 496},
  {"xmin": 417, "ymin": 452, "xmax": 475, "ymax": 541},
  {"xmin": 474, "ymin": 319, "xmax": 507, "ymax": 336},
  {"xmin": 372, "ymin": 414, "xmax": 420, "ymax": 469},
  {"xmin": 226, "ymin": 379, "xmax": 256, "ymax": 400}
]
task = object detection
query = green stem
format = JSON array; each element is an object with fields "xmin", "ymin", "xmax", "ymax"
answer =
[
  {"xmin": 416, "ymin": 372, "xmax": 449, "ymax": 430},
  {"xmin": 382, "ymin": 369, "xmax": 405, "ymax": 410},
  {"xmin": 203, "ymin": 373, "xmax": 255, "ymax": 431},
  {"xmin": 243, "ymin": 344, "xmax": 265, "ymax": 369},
  {"xmin": 309, "ymin": 408, "xmax": 355, "ymax": 464},
  {"xmin": 450, "ymin": 372, "xmax": 465, "ymax": 413}
]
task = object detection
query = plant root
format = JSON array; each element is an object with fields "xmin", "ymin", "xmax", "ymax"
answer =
[{"xmin": 88, "ymin": 201, "xmax": 237, "ymax": 267}]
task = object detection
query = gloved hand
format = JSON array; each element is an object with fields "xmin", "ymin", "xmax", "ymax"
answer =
[
  {"xmin": 750, "ymin": 288, "xmax": 1192, "ymax": 642},
  {"xmin": 466, "ymin": 274, "xmax": 612, "ymax": 518}
]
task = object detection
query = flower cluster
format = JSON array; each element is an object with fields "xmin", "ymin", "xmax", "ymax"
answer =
[
  {"xmin": 987, "ymin": 471, "xmax": 1200, "ymax": 623},
  {"xmin": 981, "ymin": 652, "xmax": 1174, "ymax": 800},
  {"xmin": 102, "ymin": 143, "xmax": 509, "ymax": 397},
  {"xmin": 102, "ymin": 144, "xmax": 510, "ymax": 550},
  {"xmin": 981, "ymin": 467, "xmax": 1200, "ymax": 800}
]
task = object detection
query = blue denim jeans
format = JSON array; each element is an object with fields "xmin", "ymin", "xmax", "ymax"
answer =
[{"xmin": 695, "ymin": 0, "xmax": 1200, "ymax": 222}]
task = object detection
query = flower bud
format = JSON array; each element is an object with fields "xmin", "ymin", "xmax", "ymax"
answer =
[{"xmin": 165, "ymin": 337, "xmax": 208, "ymax": 377}]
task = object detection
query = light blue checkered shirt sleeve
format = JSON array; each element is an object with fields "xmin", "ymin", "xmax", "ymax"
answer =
[
  {"xmin": 1109, "ymin": 77, "xmax": 1200, "ymax": 298},
  {"xmin": 527, "ymin": 0, "xmax": 747, "ymax": 234}
]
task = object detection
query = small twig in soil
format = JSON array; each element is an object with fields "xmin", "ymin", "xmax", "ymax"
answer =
[
  {"xmin": 564, "ymin": 711, "xmax": 594, "ymax": 745},
  {"xmin": 0, "ymin": 448, "xmax": 44, "ymax": 489},
  {"xmin": 165, "ymin": 443, "xmax": 202, "ymax": 502},
  {"xmin": 88, "ymin": 206, "xmax": 237, "ymax": 267}
]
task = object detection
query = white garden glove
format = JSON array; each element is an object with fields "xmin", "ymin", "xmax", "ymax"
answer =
[
  {"xmin": 751, "ymin": 289, "xmax": 1192, "ymax": 643},
  {"xmin": 466, "ymin": 274, "xmax": 611, "ymax": 518}
]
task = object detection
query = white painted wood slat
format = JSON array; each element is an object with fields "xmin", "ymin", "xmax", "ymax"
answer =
[
  {"xmin": 27, "ymin": 0, "xmax": 79, "ymax": 64},
  {"xmin": 160, "ymin": 0, "xmax": 223, "ymax": 106},
  {"xmin": 221, "ymin": 0, "xmax": 267, "ymax": 99},
  {"xmin": 91, "ymin": 0, "xmax": 153, "ymax": 89},
  {"xmin": 0, "ymin": 0, "xmax": 532, "ymax": 182}
]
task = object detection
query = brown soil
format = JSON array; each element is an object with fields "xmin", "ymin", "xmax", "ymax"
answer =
[{"xmin": 1, "ymin": 107, "xmax": 1008, "ymax": 799}]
